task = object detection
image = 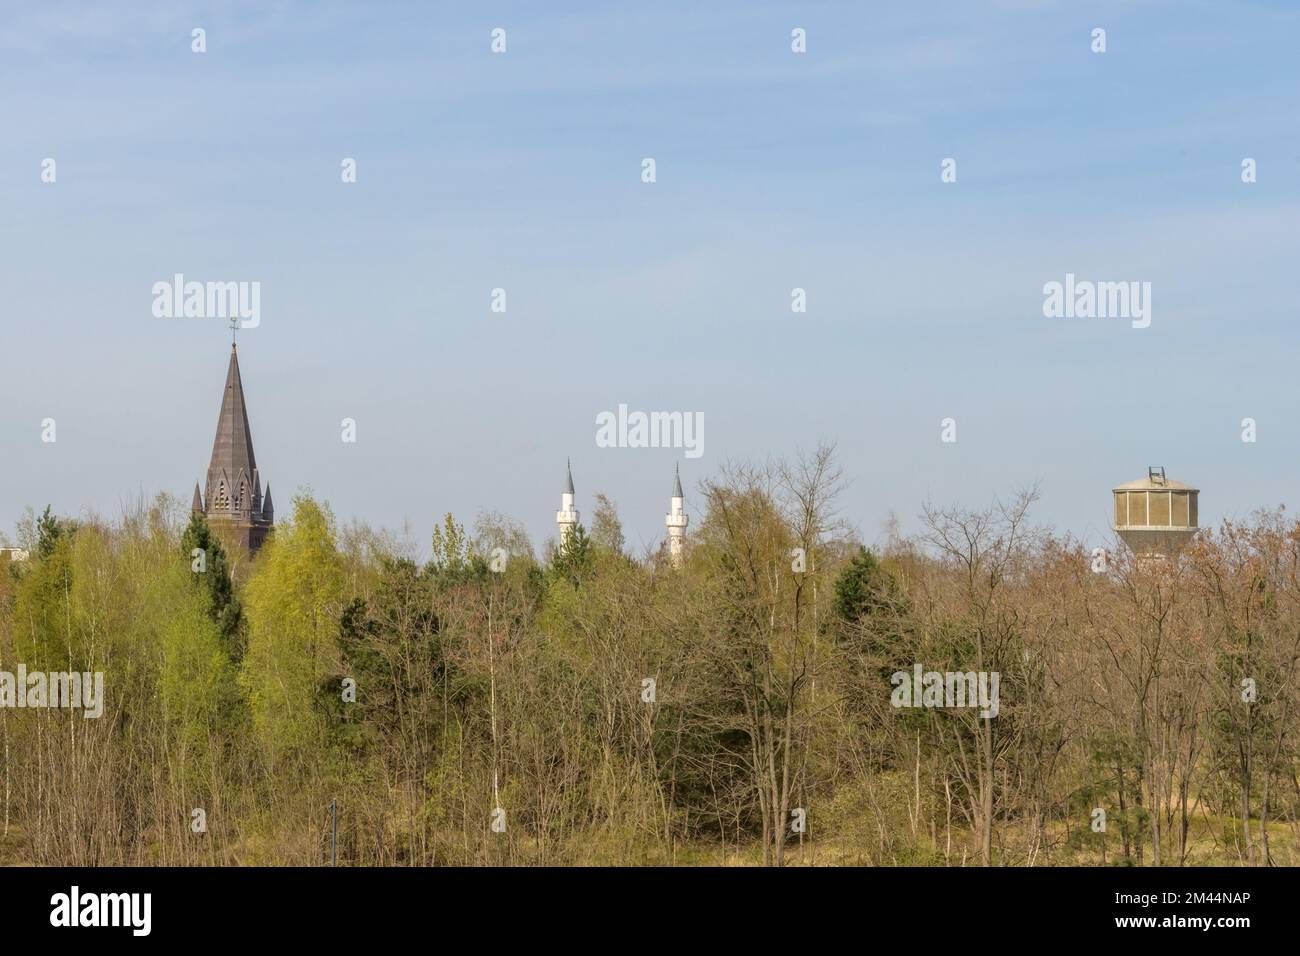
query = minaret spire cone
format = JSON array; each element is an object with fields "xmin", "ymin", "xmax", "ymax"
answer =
[
  {"xmin": 666, "ymin": 463, "xmax": 688, "ymax": 567},
  {"xmin": 557, "ymin": 459, "xmax": 579, "ymax": 545}
]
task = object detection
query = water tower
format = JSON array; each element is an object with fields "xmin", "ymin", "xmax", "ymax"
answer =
[{"xmin": 1113, "ymin": 466, "xmax": 1199, "ymax": 560}]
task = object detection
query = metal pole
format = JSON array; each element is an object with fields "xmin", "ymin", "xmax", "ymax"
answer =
[{"xmin": 329, "ymin": 799, "xmax": 337, "ymax": 866}]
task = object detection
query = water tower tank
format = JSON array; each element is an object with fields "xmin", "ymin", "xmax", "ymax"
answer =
[{"xmin": 1113, "ymin": 466, "xmax": 1198, "ymax": 559}]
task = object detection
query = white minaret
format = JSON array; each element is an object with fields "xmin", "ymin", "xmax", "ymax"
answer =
[
  {"xmin": 556, "ymin": 458, "xmax": 579, "ymax": 545},
  {"xmin": 666, "ymin": 464, "xmax": 688, "ymax": 567}
]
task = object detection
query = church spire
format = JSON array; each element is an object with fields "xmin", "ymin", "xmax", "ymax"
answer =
[
  {"xmin": 208, "ymin": 343, "xmax": 258, "ymax": 483},
  {"xmin": 202, "ymin": 342, "xmax": 272, "ymax": 553}
]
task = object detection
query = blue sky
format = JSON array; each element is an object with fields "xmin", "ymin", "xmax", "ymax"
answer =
[{"xmin": 2, "ymin": 0, "xmax": 1298, "ymax": 557}]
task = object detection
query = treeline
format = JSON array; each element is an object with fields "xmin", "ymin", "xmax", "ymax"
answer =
[{"xmin": 1, "ymin": 443, "xmax": 1298, "ymax": 866}]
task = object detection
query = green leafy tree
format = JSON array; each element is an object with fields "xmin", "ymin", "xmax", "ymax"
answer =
[
  {"xmin": 12, "ymin": 507, "xmax": 76, "ymax": 666},
  {"xmin": 36, "ymin": 505, "xmax": 65, "ymax": 560},
  {"xmin": 431, "ymin": 512, "xmax": 487, "ymax": 585},
  {"xmin": 240, "ymin": 495, "xmax": 346, "ymax": 769},
  {"xmin": 431, "ymin": 513, "xmax": 469, "ymax": 574},
  {"xmin": 180, "ymin": 511, "xmax": 242, "ymax": 649},
  {"xmin": 158, "ymin": 561, "xmax": 239, "ymax": 786},
  {"xmin": 551, "ymin": 524, "xmax": 593, "ymax": 588},
  {"xmin": 590, "ymin": 494, "xmax": 625, "ymax": 554},
  {"xmin": 832, "ymin": 546, "xmax": 901, "ymax": 625}
]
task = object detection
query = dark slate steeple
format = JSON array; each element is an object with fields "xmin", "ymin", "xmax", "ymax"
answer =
[{"xmin": 200, "ymin": 343, "xmax": 272, "ymax": 553}]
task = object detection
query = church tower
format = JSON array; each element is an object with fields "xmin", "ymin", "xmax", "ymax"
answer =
[
  {"xmin": 556, "ymin": 459, "xmax": 579, "ymax": 545},
  {"xmin": 193, "ymin": 343, "xmax": 273, "ymax": 554},
  {"xmin": 665, "ymin": 464, "xmax": 688, "ymax": 567}
]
